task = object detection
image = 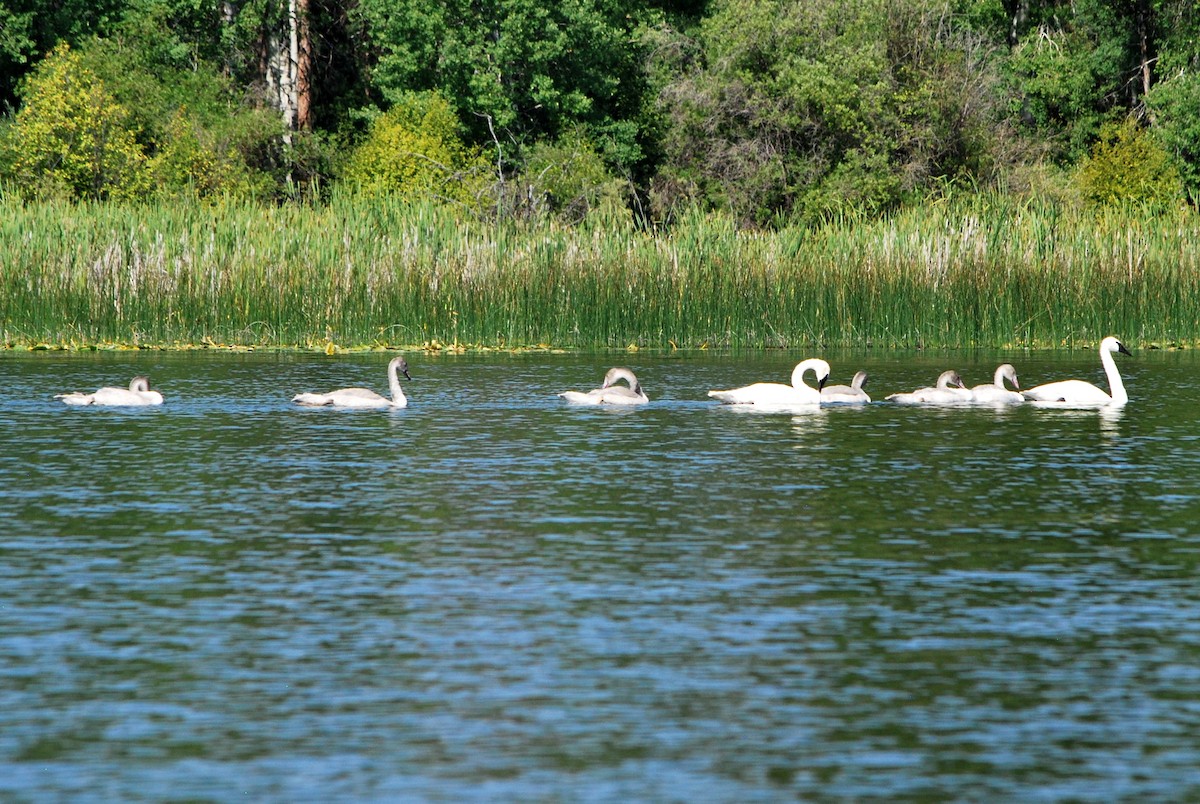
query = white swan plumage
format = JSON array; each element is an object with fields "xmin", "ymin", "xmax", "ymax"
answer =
[
  {"xmin": 56, "ymin": 376, "xmax": 163, "ymax": 406},
  {"xmin": 1022, "ymin": 336, "xmax": 1131, "ymax": 406},
  {"xmin": 970, "ymin": 364, "xmax": 1023, "ymax": 404},
  {"xmin": 886, "ymin": 370, "xmax": 972, "ymax": 405},
  {"xmin": 708, "ymin": 358, "xmax": 831, "ymax": 407},
  {"xmin": 559, "ymin": 367, "xmax": 649, "ymax": 405},
  {"xmin": 821, "ymin": 370, "xmax": 871, "ymax": 404},
  {"xmin": 292, "ymin": 356, "xmax": 411, "ymax": 408}
]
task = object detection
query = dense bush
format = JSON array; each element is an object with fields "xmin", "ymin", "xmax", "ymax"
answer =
[
  {"xmin": 343, "ymin": 91, "xmax": 491, "ymax": 205},
  {"xmin": 0, "ymin": 44, "xmax": 148, "ymax": 200},
  {"xmin": 653, "ymin": 0, "xmax": 1008, "ymax": 226},
  {"xmin": 1077, "ymin": 118, "xmax": 1184, "ymax": 208}
]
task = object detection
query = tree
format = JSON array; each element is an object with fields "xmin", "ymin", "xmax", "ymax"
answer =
[
  {"xmin": 353, "ymin": 0, "xmax": 658, "ymax": 173},
  {"xmin": 0, "ymin": 0, "xmax": 126, "ymax": 110},
  {"xmin": 1, "ymin": 43, "xmax": 148, "ymax": 199},
  {"xmin": 654, "ymin": 0, "xmax": 1006, "ymax": 224}
]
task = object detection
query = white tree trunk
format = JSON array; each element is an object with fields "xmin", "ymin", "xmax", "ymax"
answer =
[{"xmin": 264, "ymin": 0, "xmax": 300, "ymax": 141}]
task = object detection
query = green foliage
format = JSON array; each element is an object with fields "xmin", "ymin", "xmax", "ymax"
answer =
[
  {"xmin": 353, "ymin": 0, "xmax": 656, "ymax": 174},
  {"xmin": 343, "ymin": 92, "xmax": 491, "ymax": 204},
  {"xmin": 0, "ymin": 0, "xmax": 126, "ymax": 108},
  {"xmin": 1077, "ymin": 118, "xmax": 1183, "ymax": 208},
  {"xmin": 146, "ymin": 108, "xmax": 271, "ymax": 200},
  {"xmin": 655, "ymin": 0, "xmax": 1006, "ymax": 225},
  {"xmin": 1148, "ymin": 73, "xmax": 1200, "ymax": 202},
  {"xmin": 74, "ymin": 33, "xmax": 287, "ymax": 199},
  {"xmin": 1004, "ymin": 24, "xmax": 1123, "ymax": 161},
  {"xmin": 522, "ymin": 133, "xmax": 629, "ymax": 225},
  {"xmin": 2, "ymin": 43, "xmax": 148, "ymax": 200}
]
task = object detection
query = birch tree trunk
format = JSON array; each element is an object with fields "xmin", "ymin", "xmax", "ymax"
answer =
[{"xmin": 263, "ymin": 0, "xmax": 312, "ymax": 137}]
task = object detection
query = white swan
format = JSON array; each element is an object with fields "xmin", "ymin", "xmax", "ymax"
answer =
[
  {"xmin": 560, "ymin": 367, "xmax": 649, "ymax": 405},
  {"xmin": 886, "ymin": 370, "xmax": 973, "ymax": 405},
  {"xmin": 821, "ymin": 370, "xmax": 871, "ymax": 404},
  {"xmin": 292, "ymin": 356, "xmax": 411, "ymax": 408},
  {"xmin": 1022, "ymin": 336, "xmax": 1131, "ymax": 406},
  {"xmin": 970, "ymin": 364, "xmax": 1023, "ymax": 404},
  {"xmin": 708, "ymin": 358, "xmax": 830, "ymax": 407},
  {"xmin": 56, "ymin": 376, "xmax": 163, "ymax": 406}
]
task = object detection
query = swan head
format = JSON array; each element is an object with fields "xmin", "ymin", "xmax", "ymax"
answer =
[
  {"xmin": 601, "ymin": 367, "xmax": 638, "ymax": 390},
  {"xmin": 389, "ymin": 356, "xmax": 412, "ymax": 380},
  {"xmin": 791, "ymin": 358, "xmax": 831, "ymax": 390},
  {"xmin": 129, "ymin": 376, "xmax": 152, "ymax": 392},
  {"xmin": 851, "ymin": 370, "xmax": 868, "ymax": 390},
  {"xmin": 995, "ymin": 363, "xmax": 1019, "ymax": 390},
  {"xmin": 935, "ymin": 370, "xmax": 965, "ymax": 389},
  {"xmin": 1101, "ymin": 336, "xmax": 1132, "ymax": 357}
]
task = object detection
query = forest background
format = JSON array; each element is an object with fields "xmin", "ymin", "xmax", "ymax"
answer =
[{"xmin": 2, "ymin": 0, "xmax": 1200, "ymax": 349}]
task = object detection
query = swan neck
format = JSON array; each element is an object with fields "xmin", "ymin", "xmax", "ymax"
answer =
[
  {"xmin": 791, "ymin": 359, "xmax": 827, "ymax": 391},
  {"xmin": 388, "ymin": 362, "xmax": 407, "ymax": 406},
  {"xmin": 1101, "ymin": 344, "xmax": 1127, "ymax": 404}
]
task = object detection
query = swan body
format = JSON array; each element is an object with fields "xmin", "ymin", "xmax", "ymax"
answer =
[
  {"xmin": 708, "ymin": 358, "xmax": 831, "ymax": 407},
  {"xmin": 56, "ymin": 376, "xmax": 163, "ymax": 406},
  {"xmin": 886, "ymin": 370, "xmax": 973, "ymax": 405},
  {"xmin": 1022, "ymin": 336, "xmax": 1131, "ymax": 406},
  {"xmin": 293, "ymin": 356, "xmax": 411, "ymax": 408},
  {"xmin": 560, "ymin": 367, "xmax": 649, "ymax": 406},
  {"xmin": 971, "ymin": 364, "xmax": 1023, "ymax": 404},
  {"xmin": 821, "ymin": 370, "xmax": 871, "ymax": 404}
]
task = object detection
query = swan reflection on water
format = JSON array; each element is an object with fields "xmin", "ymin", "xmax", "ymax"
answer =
[
  {"xmin": 790, "ymin": 409, "xmax": 830, "ymax": 440},
  {"xmin": 1035, "ymin": 403, "xmax": 1124, "ymax": 436}
]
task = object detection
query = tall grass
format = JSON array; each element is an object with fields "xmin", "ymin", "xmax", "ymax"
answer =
[{"xmin": 2, "ymin": 190, "xmax": 1199, "ymax": 349}]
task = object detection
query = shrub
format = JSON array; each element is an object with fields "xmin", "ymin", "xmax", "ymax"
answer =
[
  {"xmin": 343, "ymin": 91, "xmax": 491, "ymax": 204},
  {"xmin": 2, "ymin": 43, "xmax": 148, "ymax": 200},
  {"xmin": 521, "ymin": 133, "xmax": 628, "ymax": 225},
  {"xmin": 1077, "ymin": 117, "xmax": 1183, "ymax": 208}
]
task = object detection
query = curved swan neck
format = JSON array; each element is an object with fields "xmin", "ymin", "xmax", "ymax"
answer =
[
  {"xmin": 603, "ymin": 368, "xmax": 638, "ymax": 390},
  {"xmin": 935, "ymin": 371, "xmax": 961, "ymax": 390},
  {"xmin": 388, "ymin": 360, "xmax": 407, "ymax": 406},
  {"xmin": 791, "ymin": 359, "xmax": 830, "ymax": 391},
  {"xmin": 1101, "ymin": 343, "xmax": 1127, "ymax": 405}
]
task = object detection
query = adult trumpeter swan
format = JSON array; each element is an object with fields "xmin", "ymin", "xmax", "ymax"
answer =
[
  {"xmin": 886, "ymin": 370, "xmax": 972, "ymax": 405},
  {"xmin": 970, "ymin": 364, "xmax": 1023, "ymax": 404},
  {"xmin": 821, "ymin": 370, "xmax": 871, "ymax": 404},
  {"xmin": 708, "ymin": 358, "xmax": 831, "ymax": 407},
  {"xmin": 56, "ymin": 376, "xmax": 163, "ymax": 406},
  {"xmin": 1022, "ymin": 336, "xmax": 1132, "ymax": 406},
  {"xmin": 559, "ymin": 367, "xmax": 649, "ymax": 405},
  {"xmin": 292, "ymin": 356, "xmax": 411, "ymax": 408}
]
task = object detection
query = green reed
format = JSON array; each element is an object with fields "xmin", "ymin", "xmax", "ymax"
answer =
[{"xmin": 2, "ymin": 190, "xmax": 1199, "ymax": 350}]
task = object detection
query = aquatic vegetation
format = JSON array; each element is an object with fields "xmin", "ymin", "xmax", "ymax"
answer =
[{"xmin": 2, "ymin": 193, "xmax": 1200, "ymax": 350}]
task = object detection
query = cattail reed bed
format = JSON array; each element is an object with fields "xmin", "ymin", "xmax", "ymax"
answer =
[{"xmin": 2, "ymin": 193, "xmax": 1199, "ymax": 350}]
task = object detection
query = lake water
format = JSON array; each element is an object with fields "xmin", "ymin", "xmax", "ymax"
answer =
[{"xmin": 2, "ymin": 348, "xmax": 1199, "ymax": 800}]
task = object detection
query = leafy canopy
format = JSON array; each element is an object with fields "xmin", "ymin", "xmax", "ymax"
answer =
[{"xmin": 2, "ymin": 43, "xmax": 148, "ymax": 200}]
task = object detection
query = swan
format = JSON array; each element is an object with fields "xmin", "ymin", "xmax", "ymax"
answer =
[
  {"xmin": 886, "ymin": 370, "xmax": 973, "ymax": 404},
  {"xmin": 292, "ymin": 356, "xmax": 411, "ymax": 408},
  {"xmin": 821, "ymin": 370, "xmax": 871, "ymax": 404},
  {"xmin": 708, "ymin": 358, "xmax": 830, "ymax": 407},
  {"xmin": 559, "ymin": 367, "xmax": 649, "ymax": 405},
  {"xmin": 970, "ymin": 364, "xmax": 1024, "ymax": 404},
  {"xmin": 56, "ymin": 376, "xmax": 163, "ymax": 406},
  {"xmin": 1022, "ymin": 336, "xmax": 1131, "ymax": 406}
]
